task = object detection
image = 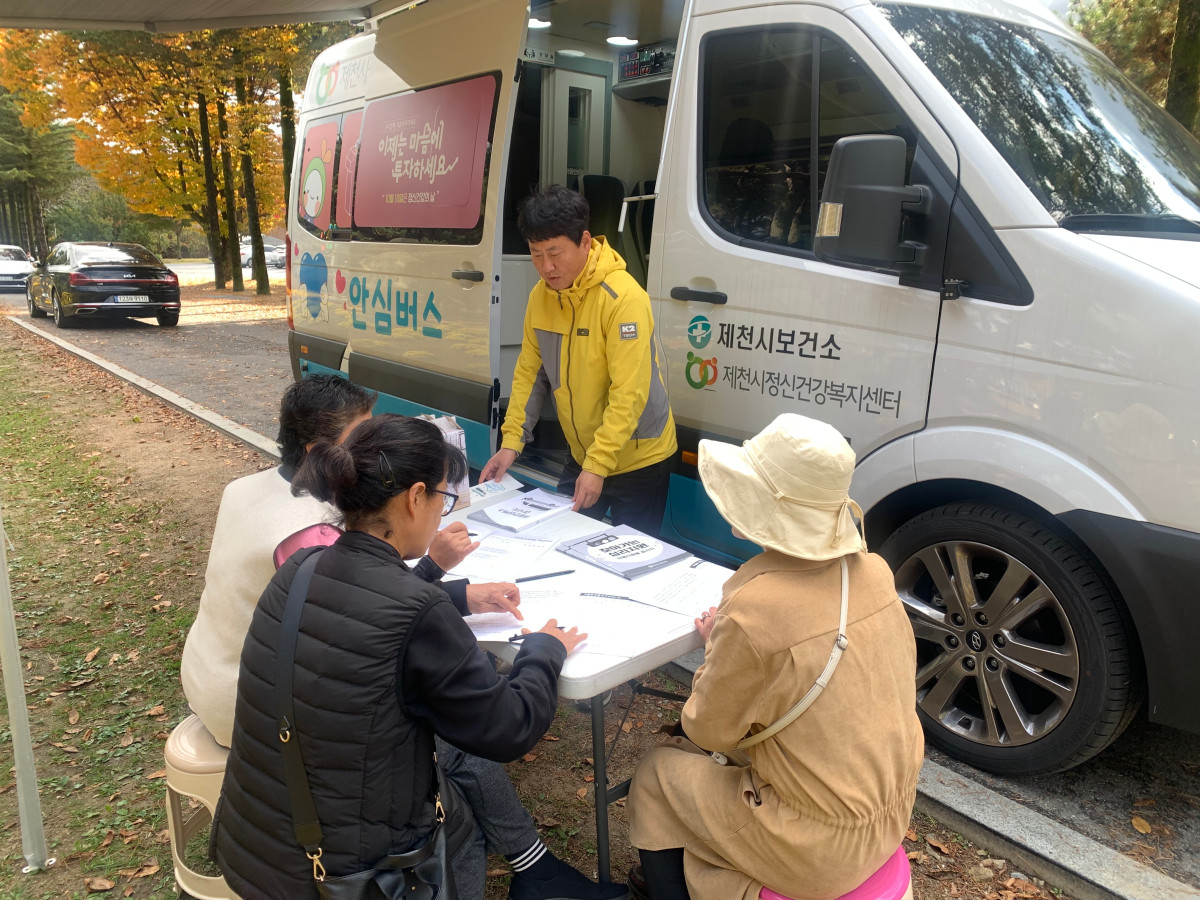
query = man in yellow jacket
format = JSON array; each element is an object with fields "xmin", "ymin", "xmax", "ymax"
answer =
[{"xmin": 481, "ymin": 185, "xmax": 677, "ymax": 536}]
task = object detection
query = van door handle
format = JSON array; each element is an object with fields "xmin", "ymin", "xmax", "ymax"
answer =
[
  {"xmin": 670, "ymin": 286, "xmax": 727, "ymax": 305},
  {"xmin": 452, "ymin": 269, "xmax": 485, "ymax": 282}
]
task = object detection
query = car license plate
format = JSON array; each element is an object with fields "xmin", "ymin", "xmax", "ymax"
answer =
[{"xmin": 114, "ymin": 295, "xmax": 149, "ymax": 303}]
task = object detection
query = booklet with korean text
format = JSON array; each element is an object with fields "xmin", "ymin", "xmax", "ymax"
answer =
[
  {"xmin": 467, "ymin": 488, "xmax": 573, "ymax": 532},
  {"xmin": 557, "ymin": 525, "xmax": 691, "ymax": 580}
]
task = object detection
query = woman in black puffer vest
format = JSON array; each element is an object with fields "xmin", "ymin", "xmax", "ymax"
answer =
[{"xmin": 215, "ymin": 414, "xmax": 629, "ymax": 900}]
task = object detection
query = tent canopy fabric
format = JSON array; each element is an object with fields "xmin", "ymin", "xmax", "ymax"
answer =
[{"xmin": 0, "ymin": 1, "xmax": 417, "ymax": 32}]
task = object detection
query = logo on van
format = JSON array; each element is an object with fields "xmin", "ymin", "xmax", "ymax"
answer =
[
  {"xmin": 685, "ymin": 352, "xmax": 719, "ymax": 390},
  {"xmin": 687, "ymin": 315, "xmax": 712, "ymax": 350}
]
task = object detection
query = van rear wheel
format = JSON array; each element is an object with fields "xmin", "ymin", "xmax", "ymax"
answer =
[{"xmin": 880, "ymin": 503, "xmax": 1141, "ymax": 775}]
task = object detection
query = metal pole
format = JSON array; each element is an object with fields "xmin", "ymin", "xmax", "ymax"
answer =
[{"xmin": 0, "ymin": 505, "xmax": 52, "ymax": 871}]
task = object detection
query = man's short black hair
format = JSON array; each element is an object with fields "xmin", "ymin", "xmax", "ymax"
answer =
[
  {"xmin": 517, "ymin": 184, "xmax": 590, "ymax": 245},
  {"xmin": 276, "ymin": 374, "xmax": 377, "ymax": 469}
]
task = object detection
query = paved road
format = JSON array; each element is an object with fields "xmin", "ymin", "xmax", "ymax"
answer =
[
  {"xmin": 1, "ymin": 283, "xmax": 294, "ymax": 439},
  {"xmin": 2, "ymin": 286, "xmax": 1198, "ymax": 890}
]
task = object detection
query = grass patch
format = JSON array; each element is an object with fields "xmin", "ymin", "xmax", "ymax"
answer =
[{"xmin": 0, "ymin": 339, "xmax": 231, "ymax": 897}]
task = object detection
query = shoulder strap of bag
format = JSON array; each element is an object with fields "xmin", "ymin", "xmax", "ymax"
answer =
[
  {"xmin": 275, "ymin": 550, "xmax": 328, "ymax": 878},
  {"xmin": 735, "ymin": 556, "xmax": 850, "ymax": 750}
]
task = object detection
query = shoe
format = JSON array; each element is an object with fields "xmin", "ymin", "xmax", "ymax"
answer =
[
  {"xmin": 507, "ymin": 853, "xmax": 630, "ymax": 900},
  {"xmin": 627, "ymin": 865, "xmax": 649, "ymax": 900}
]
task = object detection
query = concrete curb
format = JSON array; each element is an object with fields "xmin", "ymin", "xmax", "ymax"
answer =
[
  {"xmin": 10, "ymin": 314, "xmax": 1199, "ymax": 900},
  {"xmin": 8, "ymin": 317, "xmax": 280, "ymax": 461},
  {"xmin": 917, "ymin": 758, "xmax": 1199, "ymax": 900}
]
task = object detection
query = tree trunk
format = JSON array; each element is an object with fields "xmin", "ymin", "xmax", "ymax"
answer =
[
  {"xmin": 234, "ymin": 58, "xmax": 269, "ymax": 295},
  {"xmin": 0, "ymin": 190, "xmax": 11, "ymax": 245},
  {"xmin": 197, "ymin": 92, "xmax": 227, "ymax": 288},
  {"xmin": 278, "ymin": 60, "xmax": 297, "ymax": 223},
  {"xmin": 23, "ymin": 185, "xmax": 37, "ymax": 255},
  {"xmin": 216, "ymin": 97, "xmax": 244, "ymax": 292},
  {"xmin": 1167, "ymin": 0, "xmax": 1200, "ymax": 136},
  {"xmin": 29, "ymin": 183, "xmax": 48, "ymax": 261}
]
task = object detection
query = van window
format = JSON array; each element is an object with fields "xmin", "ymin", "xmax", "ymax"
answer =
[
  {"xmin": 336, "ymin": 110, "xmax": 363, "ymax": 229},
  {"xmin": 700, "ymin": 27, "xmax": 916, "ymax": 254},
  {"xmin": 883, "ymin": 6, "xmax": 1200, "ymax": 232},
  {"xmin": 297, "ymin": 116, "xmax": 340, "ymax": 234},
  {"xmin": 353, "ymin": 73, "xmax": 500, "ymax": 245}
]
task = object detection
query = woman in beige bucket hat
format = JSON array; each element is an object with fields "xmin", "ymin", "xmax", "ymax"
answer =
[{"xmin": 627, "ymin": 413, "xmax": 924, "ymax": 900}]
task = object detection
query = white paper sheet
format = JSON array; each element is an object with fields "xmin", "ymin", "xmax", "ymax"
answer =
[
  {"xmin": 466, "ymin": 590, "xmax": 694, "ymax": 658},
  {"xmin": 448, "ymin": 534, "xmax": 556, "ymax": 582}
]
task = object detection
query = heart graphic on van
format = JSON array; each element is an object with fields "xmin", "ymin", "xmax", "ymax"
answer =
[{"xmin": 335, "ymin": 269, "xmax": 347, "ymax": 293}]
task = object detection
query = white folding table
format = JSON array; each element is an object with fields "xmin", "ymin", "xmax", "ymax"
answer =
[{"xmin": 443, "ymin": 488, "xmax": 730, "ymax": 881}]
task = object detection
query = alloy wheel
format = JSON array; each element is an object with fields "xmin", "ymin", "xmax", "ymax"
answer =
[{"xmin": 894, "ymin": 539, "xmax": 1080, "ymax": 748}]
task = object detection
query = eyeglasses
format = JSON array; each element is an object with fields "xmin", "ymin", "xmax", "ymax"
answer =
[{"xmin": 428, "ymin": 488, "xmax": 458, "ymax": 517}]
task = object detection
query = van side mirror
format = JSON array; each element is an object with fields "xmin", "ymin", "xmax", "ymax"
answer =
[{"xmin": 814, "ymin": 135, "xmax": 931, "ymax": 274}]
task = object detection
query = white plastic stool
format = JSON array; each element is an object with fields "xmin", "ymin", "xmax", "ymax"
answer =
[{"xmin": 164, "ymin": 714, "xmax": 238, "ymax": 900}]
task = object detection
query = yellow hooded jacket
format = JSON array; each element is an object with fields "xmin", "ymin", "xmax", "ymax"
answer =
[{"xmin": 502, "ymin": 237, "xmax": 677, "ymax": 478}]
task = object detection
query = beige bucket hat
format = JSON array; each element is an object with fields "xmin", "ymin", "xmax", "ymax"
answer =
[{"xmin": 698, "ymin": 413, "xmax": 866, "ymax": 560}]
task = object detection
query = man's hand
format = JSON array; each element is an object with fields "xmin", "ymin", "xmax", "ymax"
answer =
[
  {"xmin": 572, "ymin": 470, "xmax": 604, "ymax": 512},
  {"xmin": 465, "ymin": 582, "xmax": 522, "ymax": 619},
  {"xmin": 695, "ymin": 606, "xmax": 719, "ymax": 642},
  {"xmin": 428, "ymin": 522, "xmax": 479, "ymax": 571},
  {"xmin": 521, "ymin": 618, "xmax": 586, "ymax": 654},
  {"xmin": 480, "ymin": 448, "xmax": 518, "ymax": 483}
]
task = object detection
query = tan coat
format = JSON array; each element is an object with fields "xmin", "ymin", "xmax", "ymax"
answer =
[{"xmin": 628, "ymin": 550, "xmax": 923, "ymax": 900}]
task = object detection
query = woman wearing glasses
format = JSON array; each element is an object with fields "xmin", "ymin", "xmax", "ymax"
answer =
[{"xmin": 215, "ymin": 415, "xmax": 630, "ymax": 900}]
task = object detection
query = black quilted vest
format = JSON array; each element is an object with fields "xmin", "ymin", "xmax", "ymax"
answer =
[{"xmin": 215, "ymin": 532, "xmax": 444, "ymax": 899}]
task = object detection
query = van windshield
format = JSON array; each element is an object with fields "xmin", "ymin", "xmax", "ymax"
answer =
[{"xmin": 882, "ymin": 5, "xmax": 1200, "ymax": 236}]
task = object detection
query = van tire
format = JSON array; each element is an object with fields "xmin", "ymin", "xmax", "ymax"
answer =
[{"xmin": 880, "ymin": 503, "xmax": 1141, "ymax": 775}]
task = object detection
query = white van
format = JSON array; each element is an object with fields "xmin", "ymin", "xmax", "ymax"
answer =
[{"xmin": 286, "ymin": 0, "xmax": 1200, "ymax": 776}]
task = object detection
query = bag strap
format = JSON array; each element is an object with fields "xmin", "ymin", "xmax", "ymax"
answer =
[
  {"xmin": 274, "ymin": 549, "xmax": 449, "ymax": 884},
  {"xmin": 275, "ymin": 550, "xmax": 328, "ymax": 879},
  {"xmin": 736, "ymin": 556, "xmax": 850, "ymax": 750}
]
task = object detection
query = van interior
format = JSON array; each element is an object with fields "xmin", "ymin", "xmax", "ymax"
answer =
[{"xmin": 498, "ymin": 0, "xmax": 913, "ymax": 482}]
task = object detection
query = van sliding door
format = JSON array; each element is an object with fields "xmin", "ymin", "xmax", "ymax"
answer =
[{"xmin": 339, "ymin": 0, "xmax": 526, "ymax": 469}]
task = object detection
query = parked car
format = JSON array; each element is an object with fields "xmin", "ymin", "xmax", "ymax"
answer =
[
  {"xmin": 266, "ymin": 244, "xmax": 287, "ymax": 268},
  {"xmin": 27, "ymin": 241, "xmax": 181, "ymax": 328},
  {"xmin": 240, "ymin": 236, "xmax": 284, "ymax": 268},
  {"xmin": 0, "ymin": 244, "xmax": 35, "ymax": 292}
]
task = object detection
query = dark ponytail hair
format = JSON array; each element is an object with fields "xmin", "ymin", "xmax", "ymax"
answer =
[{"xmin": 292, "ymin": 414, "xmax": 466, "ymax": 529}]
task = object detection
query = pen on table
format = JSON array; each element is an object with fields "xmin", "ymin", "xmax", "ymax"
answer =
[
  {"xmin": 509, "ymin": 627, "xmax": 575, "ymax": 642},
  {"xmin": 514, "ymin": 569, "xmax": 575, "ymax": 583}
]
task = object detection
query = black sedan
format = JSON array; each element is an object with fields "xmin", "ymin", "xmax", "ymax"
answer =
[{"xmin": 28, "ymin": 241, "xmax": 181, "ymax": 328}]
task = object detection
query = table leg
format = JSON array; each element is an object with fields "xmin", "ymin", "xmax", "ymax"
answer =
[{"xmin": 591, "ymin": 694, "xmax": 611, "ymax": 882}]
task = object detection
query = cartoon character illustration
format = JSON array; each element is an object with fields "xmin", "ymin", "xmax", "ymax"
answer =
[
  {"xmin": 300, "ymin": 139, "xmax": 334, "ymax": 225},
  {"xmin": 297, "ymin": 252, "xmax": 329, "ymax": 320}
]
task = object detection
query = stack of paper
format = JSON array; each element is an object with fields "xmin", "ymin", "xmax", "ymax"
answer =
[
  {"xmin": 557, "ymin": 525, "xmax": 691, "ymax": 580},
  {"xmin": 468, "ymin": 488, "xmax": 573, "ymax": 532}
]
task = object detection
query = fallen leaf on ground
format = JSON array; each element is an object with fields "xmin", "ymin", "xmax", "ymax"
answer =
[
  {"xmin": 926, "ymin": 834, "xmax": 952, "ymax": 854},
  {"xmin": 69, "ymin": 709, "xmax": 80, "ymax": 725},
  {"xmin": 584, "ymin": 774, "xmax": 595, "ymax": 783},
  {"xmin": 93, "ymin": 573, "xmax": 110, "ymax": 584},
  {"xmin": 1133, "ymin": 798, "xmax": 1156, "ymax": 807},
  {"xmin": 905, "ymin": 827, "xmax": 918, "ymax": 842},
  {"xmin": 84, "ymin": 878, "xmax": 115, "ymax": 892},
  {"xmin": 575, "ymin": 787, "xmax": 588, "ymax": 799},
  {"xmin": 522, "ymin": 753, "xmax": 539, "ymax": 763},
  {"xmin": 145, "ymin": 769, "xmax": 167, "ymax": 780},
  {"xmin": 486, "ymin": 868, "xmax": 508, "ymax": 878},
  {"xmin": 145, "ymin": 705, "xmax": 165, "ymax": 717},
  {"xmin": 541, "ymin": 735, "xmax": 560, "ymax": 742},
  {"xmin": 1132, "ymin": 815, "xmax": 1152, "ymax": 834},
  {"xmin": 119, "ymin": 731, "xmax": 134, "ymax": 748},
  {"xmin": 85, "ymin": 647, "xmax": 100, "ymax": 663},
  {"xmin": 621, "ymin": 721, "xmax": 632, "ymax": 733}
]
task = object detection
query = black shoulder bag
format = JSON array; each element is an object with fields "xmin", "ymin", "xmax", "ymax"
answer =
[{"xmin": 276, "ymin": 550, "xmax": 456, "ymax": 900}]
